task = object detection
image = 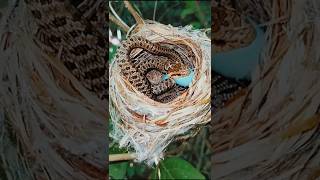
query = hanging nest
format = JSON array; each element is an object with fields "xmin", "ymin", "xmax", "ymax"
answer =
[
  {"xmin": 211, "ymin": 0, "xmax": 320, "ymax": 179},
  {"xmin": 109, "ymin": 20, "xmax": 211, "ymax": 164}
]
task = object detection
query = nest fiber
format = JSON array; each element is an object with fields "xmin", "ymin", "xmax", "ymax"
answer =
[
  {"xmin": 211, "ymin": 0, "xmax": 320, "ymax": 179},
  {"xmin": 109, "ymin": 21, "xmax": 211, "ymax": 165}
]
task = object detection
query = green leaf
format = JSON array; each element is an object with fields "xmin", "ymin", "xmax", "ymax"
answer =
[
  {"xmin": 127, "ymin": 162, "xmax": 147, "ymax": 178},
  {"xmin": 150, "ymin": 157, "xmax": 205, "ymax": 180},
  {"xmin": 108, "ymin": 143, "xmax": 131, "ymax": 179},
  {"xmin": 134, "ymin": 163, "xmax": 146, "ymax": 175},
  {"xmin": 180, "ymin": 8, "xmax": 195, "ymax": 19},
  {"xmin": 109, "ymin": 143, "xmax": 128, "ymax": 154},
  {"xmin": 109, "ymin": 45, "xmax": 118, "ymax": 63},
  {"xmin": 191, "ymin": 22, "xmax": 201, "ymax": 29},
  {"xmin": 185, "ymin": 1, "xmax": 196, "ymax": 9},
  {"xmin": 109, "ymin": 162, "xmax": 129, "ymax": 180},
  {"xmin": 126, "ymin": 163, "xmax": 135, "ymax": 178},
  {"xmin": 109, "ymin": 118, "xmax": 113, "ymax": 132}
]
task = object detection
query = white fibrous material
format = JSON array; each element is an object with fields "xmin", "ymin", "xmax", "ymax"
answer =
[{"xmin": 109, "ymin": 21, "xmax": 211, "ymax": 165}]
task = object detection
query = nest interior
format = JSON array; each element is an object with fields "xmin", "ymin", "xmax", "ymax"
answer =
[{"xmin": 129, "ymin": 42, "xmax": 196, "ymax": 103}]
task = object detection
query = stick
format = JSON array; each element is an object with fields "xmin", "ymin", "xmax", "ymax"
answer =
[
  {"xmin": 109, "ymin": 14, "xmax": 129, "ymax": 32},
  {"xmin": 109, "ymin": 153, "xmax": 136, "ymax": 162},
  {"xmin": 153, "ymin": 1, "xmax": 158, "ymax": 21},
  {"xmin": 109, "ymin": 1, "xmax": 130, "ymax": 32},
  {"xmin": 124, "ymin": 1, "xmax": 144, "ymax": 25}
]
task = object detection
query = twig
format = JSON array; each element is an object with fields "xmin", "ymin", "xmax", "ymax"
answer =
[
  {"xmin": 153, "ymin": 1, "xmax": 158, "ymax": 21},
  {"xmin": 109, "ymin": 153, "xmax": 136, "ymax": 162},
  {"xmin": 124, "ymin": 1, "xmax": 144, "ymax": 25},
  {"xmin": 109, "ymin": 1, "xmax": 130, "ymax": 32},
  {"xmin": 109, "ymin": 14, "xmax": 129, "ymax": 32}
]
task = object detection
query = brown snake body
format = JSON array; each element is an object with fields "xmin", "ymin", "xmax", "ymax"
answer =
[
  {"xmin": 212, "ymin": 0, "xmax": 265, "ymax": 111},
  {"xmin": 24, "ymin": 0, "xmax": 108, "ymax": 100},
  {"xmin": 115, "ymin": 36, "xmax": 189, "ymax": 100},
  {"xmin": 17, "ymin": 0, "xmax": 107, "ymax": 178}
]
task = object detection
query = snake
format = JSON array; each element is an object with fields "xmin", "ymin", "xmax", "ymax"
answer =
[
  {"xmin": 212, "ymin": 72, "xmax": 248, "ymax": 112},
  {"xmin": 114, "ymin": 36, "xmax": 190, "ymax": 101},
  {"xmin": 16, "ymin": 0, "xmax": 107, "ymax": 178},
  {"xmin": 23, "ymin": 0, "xmax": 108, "ymax": 100},
  {"xmin": 212, "ymin": 0, "xmax": 263, "ymax": 111},
  {"xmin": 212, "ymin": 5, "xmax": 256, "ymax": 53}
]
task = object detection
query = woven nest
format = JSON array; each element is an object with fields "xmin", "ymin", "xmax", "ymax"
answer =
[
  {"xmin": 211, "ymin": 0, "xmax": 320, "ymax": 179},
  {"xmin": 109, "ymin": 20, "xmax": 211, "ymax": 165}
]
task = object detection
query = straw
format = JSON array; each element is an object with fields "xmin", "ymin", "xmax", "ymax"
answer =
[{"xmin": 109, "ymin": 20, "xmax": 211, "ymax": 165}]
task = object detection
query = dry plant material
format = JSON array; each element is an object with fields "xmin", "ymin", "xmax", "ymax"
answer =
[
  {"xmin": 109, "ymin": 20, "xmax": 211, "ymax": 165},
  {"xmin": 211, "ymin": 0, "xmax": 320, "ymax": 179}
]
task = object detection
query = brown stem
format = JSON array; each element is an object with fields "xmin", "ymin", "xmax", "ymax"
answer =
[
  {"xmin": 109, "ymin": 153, "xmax": 136, "ymax": 162},
  {"xmin": 109, "ymin": 14, "xmax": 129, "ymax": 32},
  {"xmin": 124, "ymin": 1, "xmax": 145, "ymax": 25}
]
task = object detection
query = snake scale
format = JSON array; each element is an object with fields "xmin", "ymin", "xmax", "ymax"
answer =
[
  {"xmin": 20, "ymin": 0, "xmax": 107, "ymax": 178},
  {"xmin": 24, "ymin": 0, "xmax": 108, "ymax": 100},
  {"xmin": 212, "ymin": 0, "xmax": 265, "ymax": 111},
  {"xmin": 114, "ymin": 36, "xmax": 190, "ymax": 102},
  {"xmin": 212, "ymin": 72, "xmax": 246, "ymax": 112}
]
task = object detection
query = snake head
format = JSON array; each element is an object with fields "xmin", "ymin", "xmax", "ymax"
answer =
[{"xmin": 166, "ymin": 62, "xmax": 189, "ymax": 78}]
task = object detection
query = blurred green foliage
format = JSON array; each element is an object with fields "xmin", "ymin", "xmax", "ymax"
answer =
[
  {"xmin": 150, "ymin": 157, "xmax": 205, "ymax": 179},
  {"xmin": 109, "ymin": 143, "xmax": 151, "ymax": 179},
  {"xmin": 109, "ymin": 44, "xmax": 118, "ymax": 63},
  {"xmin": 109, "ymin": 0, "xmax": 211, "ymax": 37}
]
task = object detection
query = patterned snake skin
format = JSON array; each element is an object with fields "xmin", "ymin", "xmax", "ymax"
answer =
[
  {"xmin": 16, "ymin": 0, "xmax": 108, "ymax": 178},
  {"xmin": 212, "ymin": 4, "xmax": 256, "ymax": 53},
  {"xmin": 114, "ymin": 36, "xmax": 189, "ymax": 101},
  {"xmin": 212, "ymin": 0, "xmax": 258, "ymax": 111},
  {"xmin": 212, "ymin": 72, "xmax": 246, "ymax": 112},
  {"xmin": 24, "ymin": 0, "xmax": 107, "ymax": 100}
]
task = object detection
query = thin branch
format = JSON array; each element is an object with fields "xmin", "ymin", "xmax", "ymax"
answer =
[
  {"xmin": 109, "ymin": 153, "xmax": 136, "ymax": 162},
  {"xmin": 109, "ymin": 14, "xmax": 129, "ymax": 32},
  {"xmin": 124, "ymin": 1, "xmax": 144, "ymax": 25},
  {"xmin": 109, "ymin": 1, "xmax": 130, "ymax": 32},
  {"xmin": 153, "ymin": 1, "xmax": 158, "ymax": 21}
]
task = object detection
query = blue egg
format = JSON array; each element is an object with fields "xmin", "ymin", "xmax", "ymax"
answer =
[
  {"xmin": 173, "ymin": 69, "xmax": 195, "ymax": 87},
  {"xmin": 212, "ymin": 18, "xmax": 265, "ymax": 81},
  {"xmin": 161, "ymin": 69, "xmax": 195, "ymax": 87},
  {"xmin": 162, "ymin": 74, "xmax": 170, "ymax": 80}
]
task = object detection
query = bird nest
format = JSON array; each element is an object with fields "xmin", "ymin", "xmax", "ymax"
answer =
[
  {"xmin": 109, "ymin": 21, "xmax": 211, "ymax": 165},
  {"xmin": 211, "ymin": 0, "xmax": 320, "ymax": 179}
]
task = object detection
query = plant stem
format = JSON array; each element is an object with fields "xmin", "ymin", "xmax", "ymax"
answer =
[{"xmin": 109, "ymin": 153, "xmax": 136, "ymax": 162}]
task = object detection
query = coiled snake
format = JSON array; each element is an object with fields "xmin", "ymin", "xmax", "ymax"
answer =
[
  {"xmin": 212, "ymin": 0, "xmax": 263, "ymax": 111},
  {"xmin": 114, "ymin": 36, "xmax": 190, "ymax": 102},
  {"xmin": 24, "ymin": 0, "xmax": 107, "ymax": 100}
]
